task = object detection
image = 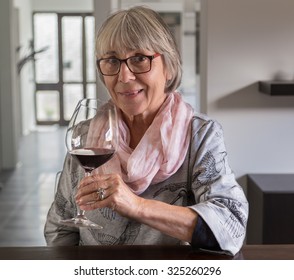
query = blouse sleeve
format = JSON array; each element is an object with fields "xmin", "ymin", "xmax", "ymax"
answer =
[{"xmin": 188, "ymin": 117, "xmax": 248, "ymax": 255}]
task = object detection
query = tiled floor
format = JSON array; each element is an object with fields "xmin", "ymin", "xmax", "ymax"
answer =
[{"xmin": 0, "ymin": 126, "xmax": 67, "ymax": 246}]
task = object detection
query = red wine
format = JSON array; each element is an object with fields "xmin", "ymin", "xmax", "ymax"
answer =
[{"xmin": 70, "ymin": 148, "xmax": 115, "ymax": 172}]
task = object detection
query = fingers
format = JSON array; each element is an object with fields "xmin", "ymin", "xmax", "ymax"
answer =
[
  {"xmin": 77, "ymin": 185, "xmax": 117, "ymax": 211},
  {"xmin": 75, "ymin": 174, "xmax": 120, "ymax": 209},
  {"xmin": 76, "ymin": 184, "xmax": 110, "ymax": 204},
  {"xmin": 76, "ymin": 174, "xmax": 142, "ymax": 219},
  {"xmin": 79, "ymin": 173, "xmax": 112, "ymax": 189},
  {"xmin": 76, "ymin": 174, "xmax": 112, "ymax": 198}
]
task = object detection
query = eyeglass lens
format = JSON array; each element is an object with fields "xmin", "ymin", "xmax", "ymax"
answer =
[{"xmin": 98, "ymin": 55, "xmax": 153, "ymax": 76}]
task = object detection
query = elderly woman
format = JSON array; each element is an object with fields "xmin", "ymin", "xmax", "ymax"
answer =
[{"xmin": 44, "ymin": 6, "xmax": 248, "ymax": 255}]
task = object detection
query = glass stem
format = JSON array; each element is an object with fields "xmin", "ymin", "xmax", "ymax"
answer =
[
  {"xmin": 76, "ymin": 205, "xmax": 85, "ymax": 217},
  {"xmin": 77, "ymin": 171, "xmax": 91, "ymax": 216},
  {"xmin": 76, "ymin": 171, "xmax": 91, "ymax": 217}
]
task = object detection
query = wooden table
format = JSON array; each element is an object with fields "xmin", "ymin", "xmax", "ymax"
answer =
[{"xmin": 0, "ymin": 244, "xmax": 294, "ymax": 260}]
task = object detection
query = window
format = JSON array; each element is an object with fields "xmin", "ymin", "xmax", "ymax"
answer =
[{"xmin": 33, "ymin": 13, "xmax": 96, "ymax": 125}]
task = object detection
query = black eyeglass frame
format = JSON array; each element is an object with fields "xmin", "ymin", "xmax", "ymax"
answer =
[{"xmin": 96, "ymin": 53, "xmax": 161, "ymax": 76}]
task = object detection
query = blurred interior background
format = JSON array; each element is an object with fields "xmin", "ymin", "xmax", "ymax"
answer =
[{"xmin": 1, "ymin": 0, "xmax": 294, "ymax": 246}]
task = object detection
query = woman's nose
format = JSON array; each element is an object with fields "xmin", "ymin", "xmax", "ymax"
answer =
[{"xmin": 118, "ymin": 62, "xmax": 135, "ymax": 83}]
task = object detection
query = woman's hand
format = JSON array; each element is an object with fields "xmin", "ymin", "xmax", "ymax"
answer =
[
  {"xmin": 76, "ymin": 173, "xmax": 198, "ymax": 242},
  {"xmin": 75, "ymin": 173, "xmax": 143, "ymax": 219}
]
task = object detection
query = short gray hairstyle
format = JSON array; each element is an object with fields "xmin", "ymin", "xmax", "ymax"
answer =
[{"xmin": 96, "ymin": 6, "xmax": 182, "ymax": 93}]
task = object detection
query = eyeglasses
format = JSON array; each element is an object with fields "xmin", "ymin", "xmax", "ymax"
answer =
[{"xmin": 96, "ymin": 53, "xmax": 161, "ymax": 76}]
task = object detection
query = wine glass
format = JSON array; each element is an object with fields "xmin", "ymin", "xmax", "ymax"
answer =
[{"xmin": 59, "ymin": 98, "xmax": 119, "ymax": 228}]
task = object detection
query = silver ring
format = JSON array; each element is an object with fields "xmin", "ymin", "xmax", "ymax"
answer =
[{"xmin": 97, "ymin": 188, "xmax": 105, "ymax": 201}]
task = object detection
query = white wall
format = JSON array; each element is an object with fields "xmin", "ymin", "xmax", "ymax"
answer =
[{"xmin": 201, "ymin": 0, "xmax": 294, "ymax": 187}]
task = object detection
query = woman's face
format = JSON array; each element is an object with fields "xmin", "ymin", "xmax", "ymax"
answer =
[{"xmin": 101, "ymin": 50, "xmax": 171, "ymax": 120}]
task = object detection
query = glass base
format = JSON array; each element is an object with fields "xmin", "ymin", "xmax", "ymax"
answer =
[{"xmin": 59, "ymin": 215, "xmax": 103, "ymax": 229}]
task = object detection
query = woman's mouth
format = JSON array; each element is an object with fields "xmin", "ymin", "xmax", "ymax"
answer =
[{"xmin": 118, "ymin": 89, "xmax": 144, "ymax": 97}]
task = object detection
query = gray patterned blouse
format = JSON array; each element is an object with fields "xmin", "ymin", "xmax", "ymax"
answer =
[{"xmin": 44, "ymin": 113, "xmax": 248, "ymax": 255}]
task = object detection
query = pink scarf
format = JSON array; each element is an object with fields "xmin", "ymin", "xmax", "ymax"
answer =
[{"xmin": 93, "ymin": 92, "xmax": 194, "ymax": 195}]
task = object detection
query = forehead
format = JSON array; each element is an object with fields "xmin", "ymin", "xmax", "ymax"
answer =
[{"xmin": 96, "ymin": 23, "xmax": 157, "ymax": 57}]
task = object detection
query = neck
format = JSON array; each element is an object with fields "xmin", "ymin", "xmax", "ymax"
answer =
[
  {"xmin": 122, "ymin": 112, "xmax": 156, "ymax": 149},
  {"xmin": 121, "ymin": 94, "xmax": 168, "ymax": 149}
]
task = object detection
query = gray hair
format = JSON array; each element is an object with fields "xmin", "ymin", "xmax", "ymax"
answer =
[{"xmin": 95, "ymin": 6, "xmax": 182, "ymax": 93}]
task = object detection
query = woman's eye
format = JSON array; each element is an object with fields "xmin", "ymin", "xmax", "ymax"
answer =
[
  {"xmin": 131, "ymin": 56, "xmax": 147, "ymax": 64},
  {"xmin": 106, "ymin": 58, "xmax": 119, "ymax": 65}
]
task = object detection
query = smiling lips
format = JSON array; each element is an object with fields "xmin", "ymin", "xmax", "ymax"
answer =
[{"xmin": 118, "ymin": 89, "xmax": 144, "ymax": 97}]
